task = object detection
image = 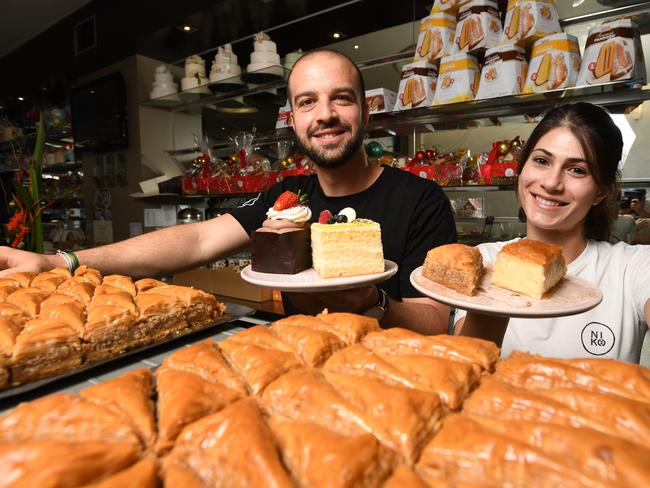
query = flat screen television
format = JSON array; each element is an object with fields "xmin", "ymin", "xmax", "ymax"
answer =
[{"xmin": 70, "ymin": 72, "xmax": 128, "ymax": 153}]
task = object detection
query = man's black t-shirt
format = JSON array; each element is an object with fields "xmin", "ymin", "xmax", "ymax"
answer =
[{"xmin": 227, "ymin": 166, "xmax": 456, "ymax": 303}]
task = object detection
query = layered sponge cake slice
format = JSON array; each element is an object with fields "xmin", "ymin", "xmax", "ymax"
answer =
[
  {"xmin": 491, "ymin": 239, "xmax": 566, "ymax": 299},
  {"xmin": 311, "ymin": 209, "xmax": 384, "ymax": 279}
]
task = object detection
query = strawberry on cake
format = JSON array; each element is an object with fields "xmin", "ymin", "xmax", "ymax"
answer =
[{"xmin": 251, "ymin": 191, "xmax": 312, "ymax": 274}]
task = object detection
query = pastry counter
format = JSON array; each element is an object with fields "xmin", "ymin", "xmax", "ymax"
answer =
[{"xmin": 1, "ymin": 309, "xmax": 649, "ymax": 487}]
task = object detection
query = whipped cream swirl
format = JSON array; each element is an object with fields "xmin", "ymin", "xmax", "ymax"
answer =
[{"xmin": 266, "ymin": 205, "xmax": 312, "ymax": 222}]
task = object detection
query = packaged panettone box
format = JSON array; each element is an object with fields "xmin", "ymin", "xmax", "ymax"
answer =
[
  {"xmin": 506, "ymin": 0, "xmax": 562, "ymax": 47},
  {"xmin": 523, "ymin": 33, "xmax": 581, "ymax": 94},
  {"xmin": 577, "ymin": 18, "xmax": 646, "ymax": 86},
  {"xmin": 434, "ymin": 53, "xmax": 480, "ymax": 105},
  {"xmin": 476, "ymin": 44, "xmax": 528, "ymax": 99},
  {"xmin": 454, "ymin": 0, "xmax": 502, "ymax": 54},
  {"xmin": 432, "ymin": 0, "xmax": 471, "ymax": 15},
  {"xmin": 395, "ymin": 61, "xmax": 438, "ymax": 111},
  {"xmin": 414, "ymin": 12, "xmax": 456, "ymax": 63},
  {"xmin": 365, "ymin": 88, "xmax": 396, "ymax": 114}
]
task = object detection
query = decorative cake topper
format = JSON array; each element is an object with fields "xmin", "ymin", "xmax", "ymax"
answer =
[
  {"xmin": 254, "ymin": 31, "xmax": 272, "ymax": 42},
  {"xmin": 155, "ymin": 64, "xmax": 171, "ymax": 74}
]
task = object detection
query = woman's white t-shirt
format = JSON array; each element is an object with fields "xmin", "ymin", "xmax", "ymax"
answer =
[{"xmin": 454, "ymin": 239, "xmax": 650, "ymax": 363}]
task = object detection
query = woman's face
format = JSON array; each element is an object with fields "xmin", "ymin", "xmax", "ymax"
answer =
[{"xmin": 518, "ymin": 127, "xmax": 605, "ymax": 238}]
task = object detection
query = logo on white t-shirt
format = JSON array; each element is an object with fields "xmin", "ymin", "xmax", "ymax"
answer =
[{"xmin": 581, "ymin": 322, "xmax": 615, "ymax": 356}]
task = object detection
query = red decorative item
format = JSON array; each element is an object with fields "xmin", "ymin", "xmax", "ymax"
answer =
[
  {"xmin": 425, "ymin": 149, "xmax": 435, "ymax": 159},
  {"xmin": 415, "ymin": 151, "xmax": 426, "ymax": 162},
  {"xmin": 239, "ymin": 149, "xmax": 247, "ymax": 169}
]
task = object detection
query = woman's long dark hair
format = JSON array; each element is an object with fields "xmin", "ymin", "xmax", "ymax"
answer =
[{"xmin": 517, "ymin": 102, "xmax": 623, "ymax": 241}]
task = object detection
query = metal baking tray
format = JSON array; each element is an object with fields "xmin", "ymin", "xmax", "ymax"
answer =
[{"xmin": 0, "ymin": 302, "xmax": 254, "ymax": 402}]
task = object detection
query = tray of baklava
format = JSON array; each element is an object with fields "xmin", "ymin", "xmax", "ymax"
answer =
[
  {"xmin": 1, "ymin": 310, "xmax": 648, "ymax": 487},
  {"xmin": 0, "ymin": 265, "xmax": 248, "ymax": 398}
]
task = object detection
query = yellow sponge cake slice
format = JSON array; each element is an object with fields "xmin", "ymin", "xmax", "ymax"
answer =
[
  {"xmin": 491, "ymin": 239, "xmax": 566, "ymax": 299},
  {"xmin": 311, "ymin": 211, "xmax": 384, "ymax": 279}
]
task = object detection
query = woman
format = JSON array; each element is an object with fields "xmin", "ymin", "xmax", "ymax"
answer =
[{"xmin": 455, "ymin": 102, "xmax": 650, "ymax": 363}]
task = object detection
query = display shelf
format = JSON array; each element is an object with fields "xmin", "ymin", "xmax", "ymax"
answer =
[
  {"xmin": 142, "ymin": 67, "xmax": 289, "ymax": 113},
  {"xmin": 41, "ymin": 162, "xmax": 82, "ymax": 174}
]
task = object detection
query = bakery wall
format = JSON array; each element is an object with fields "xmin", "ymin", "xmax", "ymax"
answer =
[{"xmin": 77, "ymin": 55, "xmax": 202, "ymax": 245}]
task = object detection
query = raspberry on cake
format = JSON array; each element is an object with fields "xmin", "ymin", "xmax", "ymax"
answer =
[
  {"xmin": 491, "ymin": 239, "xmax": 567, "ymax": 299},
  {"xmin": 422, "ymin": 243, "xmax": 483, "ymax": 296},
  {"xmin": 311, "ymin": 208, "xmax": 384, "ymax": 278},
  {"xmin": 251, "ymin": 191, "xmax": 312, "ymax": 274}
]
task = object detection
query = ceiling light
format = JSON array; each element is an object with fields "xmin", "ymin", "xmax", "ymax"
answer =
[
  {"xmin": 17, "ymin": 96, "xmax": 24, "ymax": 101},
  {"xmin": 178, "ymin": 24, "xmax": 197, "ymax": 33},
  {"xmin": 331, "ymin": 32, "xmax": 346, "ymax": 39},
  {"xmin": 354, "ymin": 44, "xmax": 359, "ymax": 49}
]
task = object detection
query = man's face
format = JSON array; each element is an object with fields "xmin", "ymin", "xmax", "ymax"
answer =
[{"xmin": 288, "ymin": 53, "xmax": 367, "ymax": 169}]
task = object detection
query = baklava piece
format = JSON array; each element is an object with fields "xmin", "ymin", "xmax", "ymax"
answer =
[
  {"xmin": 0, "ymin": 285, "xmax": 18, "ymax": 301},
  {"xmin": 102, "ymin": 274, "xmax": 137, "ymax": 297},
  {"xmin": 31, "ymin": 271, "xmax": 67, "ymax": 293},
  {"xmin": 492, "ymin": 239, "xmax": 567, "ymax": 299},
  {"xmin": 10, "ymin": 319, "xmax": 81, "ymax": 384},
  {"xmin": 218, "ymin": 339, "xmax": 304, "ymax": 395},
  {"xmin": 133, "ymin": 292, "xmax": 187, "ymax": 342},
  {"xmin": 423, "ymin": 243, "xmax": 483, "ymax": 295},
  {"xmin": 83, "ymin": 304, "xmax": 137, "ymax": 361},
  {"xmin": 0, "ymin": 318, "xmax": 20, "ymax": 388},
  {"xmin": 0, "ymin": 392, "xmax": 141, "ymax": 446},
  {"xmin": 86, "ymin": 456, "xmax": 159, "ymax": 488},
  {"xmin": 362, "ymin": 328, "xmax": 500, "ymax": 375},
  {"xmin": 142, "ymin": 284, "xmax": 224, "ymax": 326},
  {"xmin": 155, "ymin": 365, "xmax": 241, "ymax": 453},
  {"xmin": 260, "ymin": 368, "xmax": 373, "ymax": 438},
  {"xmin": 323, "ymin": 343, "xmax": 478, "ymax": 411},
  {"xmin": 315, "ymin": 310, "xmax": 381, "ymax": 344},
  {"xmin": 6, "ymin": 287, "xmax": 50, "ymax": 318},
  {"xmin": 134, "ymin": 277, "xmax": 166, "ymax": 293},
  {"xmin": 57, "ymin": 279, "xmax": 96, "ymax": 303},
  {"xmin": 161, "ymin": 339, "xmax": 248, "ymax": 395},
  {"xmin": 38, "ymin": 301, "xmax": 85, "ymax": 335},
  {"xmin": 81, "ymin": 369, "xmax": 157, "ymax": 449},
  {"xmin": 163, "ymin": 399, "xmax": 294, "ymax": 488},
  {"xmin": 5, "ymin": 271, "xmax": 37, "ymax": 287},
  {"xmin": 90, "ymin": 291, "xmax": 137, "ymax": 314},
  {"xmin": 0, "ymin": 302, "xmax": 27, "ymax": 322},
  {"xmin": 73, "ymin": 265, "xmax": 103, "ymax": 285},
  {"xmin": 270, "ymin": 321, "xmax": 346, "ymax": 367},
  {"xmin": 323, "ymin": 370, "xmax": 443, "ymax": 464},
  {"xmin": 0, "ymin": 441, "xmax": 142, "ymax": 488},
  {"xmin": 269, "ymin": 418, "xmax": 396, "ymax": 488}
]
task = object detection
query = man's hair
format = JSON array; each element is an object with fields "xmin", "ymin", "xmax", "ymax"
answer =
[{"xmin": 286, "ymin": 48, "xmax": 366, "ymax": 109}]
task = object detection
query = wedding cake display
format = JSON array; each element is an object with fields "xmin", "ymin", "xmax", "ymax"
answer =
[
  {"xmin": 149, "ymin": 65, "xmax": 179, "ymax": 100},
  {"xmin": 246, "ymin": 32, "xmax": 283, "ymax": 80},
  {"xmin": 180, "ymin": 55, "xmax": 210, "ymax": 93},
  {"xmin": 209, "ymin": 44, "xmax": 243, "ymax": 88},
  {"xmin": 284, "ymin": 49, "xmax": 303, "ymax": 72}
]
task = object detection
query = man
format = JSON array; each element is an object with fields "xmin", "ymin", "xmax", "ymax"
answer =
[{"xmin": 0, "ymin": 49, "xmax": 455, "ymax": 334}]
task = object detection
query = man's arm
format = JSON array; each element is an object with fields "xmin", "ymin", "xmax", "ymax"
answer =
[
  {"xmin": 385, "ymin": 296, "xmax": 450, "ymax": 334},
  {"xmin": 0, "ymin": 214, "xmax": 250, "ymax": 277}
]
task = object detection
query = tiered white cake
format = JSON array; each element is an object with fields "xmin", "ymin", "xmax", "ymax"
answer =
[
  {"xmin": 247, "ymin": 32, "xmax": 283, "ymax": 77},
  {"xmin": 284, "ymin": 49, "xmax": 303, "ymax": 72},
  {"xmin": 180, "ymin": 55, "xmax": 210, "ymax": 92},
  {"xmin": 209, "ymin": 44, "xmax": 242, "ymax": 84},
  {"xmin": 150, "ymin": 65, "xmax": 179, "ymax": 99}
]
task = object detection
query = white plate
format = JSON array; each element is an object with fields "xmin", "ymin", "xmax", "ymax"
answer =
[
  {"xmin": 240, "ymin": 260, "xmax": 398, "ymax": 292},
  {"xmin": 410, "ymin": 265, "xmax": 602, "ymax": 318}
]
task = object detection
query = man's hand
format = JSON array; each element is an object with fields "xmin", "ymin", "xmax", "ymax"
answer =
[
  {"xmin": 286, "ymin": 285, "xmax": 379, "ymax": 315},
  {"xmin": 0, "ymin": 247, "xmax": 57, "ymax": 277}
]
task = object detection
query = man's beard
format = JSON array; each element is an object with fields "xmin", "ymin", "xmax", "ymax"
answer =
[{"xmin": 295, "ymin": 119, "xmax": 365, "ymax": 169}]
